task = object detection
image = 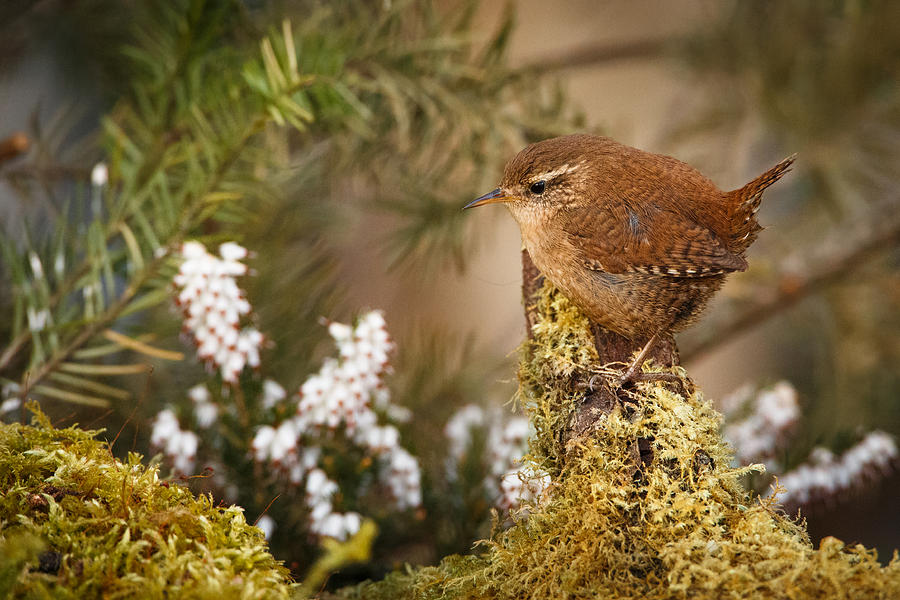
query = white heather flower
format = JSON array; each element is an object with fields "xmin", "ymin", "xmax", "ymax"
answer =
[
  {"xmin": 287, "ymin": 447, "xmax": 321, "ymax": 485},
  {"xmin": 54, "ymin": 252, "xmax": 65, "ymax": 279},
  {"xmin": 302, "ymin": 467, "xmax": 362, "ymax": 540},
  {"xmin": 188, "ymin": 384, "xmax": 210, "ymax": 404},
  {"xmin": 385, "ymin": 447, "xmax": 422, "ymax": 509},
  {"xmin": 385, "ymin": 403, "xmax": 412, "ymax": 423},
  {"xmin": 219, "ymin": 242, "xmax": 248, "ymax": 262},
  {"xmin": 724, "ymin": 381, "xmax": 800, "ymax": 465},
  {"xmin": 251, "ymin": 418, "xmax": 317, "ymax": 486},
  {"xmin": 173, "ymin": 241, "xmax": 262, "ymax": 384},
  {"xmin": 150, "ymin": 409, "xmax": 199, "ymax": 474},
  {"xmin": 269, "ymin": 420, "xmax": 299, "ymax": 465},
  {"xmin": 151, "ymin": 409, "xmax": 179, "ymax": 447},
  {"xmin": 256, "ymin": 515, "xmax": 276, "ymax": 541},
  {"xmin": 445, "ymin": 404, "xmax": 486, "ymax": 463},
  {"xmin": 361, "ymin": 425, "xmax": 400, "ymax": 454},
  {"xmin": 26, "ymin": 307, "xmax": 50, "ymax": 332},
  {"xmin": 188, "ymin": 384, "xmax": 218, "ymax": 428},
  {"xmin": 169, "ymin": 430, "xmax": 199, "ymax": 473},
  {"xmin": 306, "ymin": 468, "xmax": 337, "ymax": 499},
  {"xmin": 295, "ymin": 311, "xmax": 420, "ymax": 510},
  {"xmin": 487, "ymin": 415, "xmax": 530, "ymax": 480},
  {"xmin": 261, "ymin": 379, "xmax": 287, "ymax": 409},
  {"xmin": 775, "ymin": 431, "xmax": 898, "ymax": 507},
  {"xmin": 91, "ymin": 162, "xmax": 108, "ymax": 187},
  {"xmin": 444, "ymin": 404, "xmax": 536, "ymax": 507},
  {"xmin": 251, "ymin": 425, "xmax": 277, "ymax": 462},
  {"xmin": 295, "ymin": 311, "xmax": 396, "ymax": 439},
  {"xmin": 315, "ymin": 512, "xmax": 363, "ymax": 540},
  {"xmin": 28, "ymin": 252, "xmax": 43, "ymax": 279},
  {"xmin": 250, "ymin": 311, "xmax": 421, "ymax": 534},
  {"xmin": 0, "ymin": 397, "xmax": 21, "ymax": 415},
  {"xmin": 194, "ymin": 403, "xmax": 218, "ymax": 429}
]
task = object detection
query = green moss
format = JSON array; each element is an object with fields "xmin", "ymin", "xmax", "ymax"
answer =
[
  {"xmin": 518, "ymin": 285, "xmax": 598, "ymax": 474},
  {"xmin": 342, "ymin": 284, "xmax": 900, "ymax": 599},
  {"xmin": 0, "ymin": 406, "xmax": 294, "ymax": 598}
]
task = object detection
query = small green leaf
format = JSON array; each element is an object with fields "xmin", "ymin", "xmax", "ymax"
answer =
[{"xmin": 119, "ymin": 223, "xmax": 145, "ymax": 273}]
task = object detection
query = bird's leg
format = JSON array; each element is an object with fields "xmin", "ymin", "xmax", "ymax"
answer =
[
  {"xmin": 617, "ymin": 331, "xmax": 660, "ymax": 385},
  {"xmin": 617, "ymin": 330, "xmax": 680, "ymax": 386}
]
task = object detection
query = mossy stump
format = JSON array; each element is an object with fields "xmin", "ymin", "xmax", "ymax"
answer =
[{"xmin": 340, "ymin": 251, "xmax": 900, "ymax": 599}]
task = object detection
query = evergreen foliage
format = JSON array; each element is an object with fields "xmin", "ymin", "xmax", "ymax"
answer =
[{"xmin": 0, "ymin": 0, "xmax": 574, "ymax": 585}]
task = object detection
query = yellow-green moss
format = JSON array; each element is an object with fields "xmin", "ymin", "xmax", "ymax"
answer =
[
  {"xmin": 0, "ymin": 407, "xmax": 294, "ymax": 599},
  {"xmin": 341, "ymin": 284, "xmax": 900, "ymax": 599}
]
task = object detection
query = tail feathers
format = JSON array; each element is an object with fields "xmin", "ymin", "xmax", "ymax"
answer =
[{"xmin": 727, "ymin": 154, "xmax": 796, "ymax": 250}]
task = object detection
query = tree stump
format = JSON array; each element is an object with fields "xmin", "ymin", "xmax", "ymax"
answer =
[{"xmin": 521, "ymin": 249, "xmax": 683, "ymax": 456}]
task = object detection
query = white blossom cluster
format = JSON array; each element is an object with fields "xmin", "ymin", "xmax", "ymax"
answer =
[
  {"xmin": 383, "ymin": 447, "xmax": 421, "ymax": 510},
  {"xmin": 444, "ymin": 404, "xmax": 544, "ymax": 511},
  {"xmin": 723, "ymin": 381, "xmax": 800, "ymax": 465},
  {"xmin": 251, "ymin": 420, "xmax": 321, "ymax": 484},
  {"xmin": 173, "ymin": 241, "xmax": 263, "ymax": 384},
  {"xmin": 250, "ymin": 311, "xmax": 421, "ymax": 539},
  {"xmin": 294, "ymin": 311, "xmax": 392, "ymax": 435},
  {"xmin": 444, "ymin": 404, "xmax": 486, "ymax": 463},
  {"xmin": 775, "ymin": 431, "xmax": 897, "ymax": 507},
  {"xmin": 188, "ymin": 384, "xmax": 218, "ymax": 428},
  {"xmin": 150, "ymin": 408, "xmax": 200, "ymax": 474},
  {"xmin": 306, "ymin": 468, "xmax": 363, "ymax": 540}
]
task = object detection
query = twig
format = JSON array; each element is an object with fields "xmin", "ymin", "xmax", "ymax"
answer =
[{"xmin": 525, "ymin": 38, "xmax": 668, "ymax": 74}]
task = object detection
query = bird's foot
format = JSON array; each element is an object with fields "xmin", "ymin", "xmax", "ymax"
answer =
[{"xmin": 616, "ymin": 331, "xmax": 662, "ymax": 386}]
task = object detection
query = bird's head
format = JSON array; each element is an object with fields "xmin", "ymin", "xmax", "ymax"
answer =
[{"xmin": 465, "ymin": 134, "xmax": 614, "ymax": 223}]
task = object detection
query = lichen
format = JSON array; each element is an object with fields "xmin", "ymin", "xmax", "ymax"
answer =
[
  {"xmin": 0, "ymin": 405, "xmax": 295, "ymax": 598},
  {"xmin": 341, "ymin": 283, "xmax": 900, "ymax": 599}
]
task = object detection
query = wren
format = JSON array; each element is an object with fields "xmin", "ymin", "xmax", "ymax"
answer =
[{"xmin": 466, "ymin": 134, "xmax": 794, "ymax": 383}]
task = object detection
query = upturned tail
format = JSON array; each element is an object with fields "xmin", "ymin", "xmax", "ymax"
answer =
[{"xmin": 726, "ymin": 154, "xmax": 796, "ymax": 251}]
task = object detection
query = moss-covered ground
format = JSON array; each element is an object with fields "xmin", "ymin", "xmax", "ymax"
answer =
[
  {"xmin": 338, "ymin": 284, "xmax": 900, "ymax": 599},
  {"xmin": 0, "ymin": 407, "xmax": 294, "ymax": 599}
]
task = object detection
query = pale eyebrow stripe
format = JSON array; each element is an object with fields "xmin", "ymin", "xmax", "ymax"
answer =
[{"xmin": 529, "ymin": 162, "xmax": 582, "ymax": 182}]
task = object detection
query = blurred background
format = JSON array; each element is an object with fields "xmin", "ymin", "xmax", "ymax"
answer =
[{"xmin": 1, "ymin": 0, "xmax": 897, "ymax": 587}]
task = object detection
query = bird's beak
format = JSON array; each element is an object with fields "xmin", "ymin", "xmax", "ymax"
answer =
[{"xmin": 464, "ymin": 188, "xmax": 509, "ymax": 210}]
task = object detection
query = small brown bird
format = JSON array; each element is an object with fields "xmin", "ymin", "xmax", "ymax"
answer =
[{"xmin": 466, "ymin": 134, "xmax": 794, "ymax": 382}]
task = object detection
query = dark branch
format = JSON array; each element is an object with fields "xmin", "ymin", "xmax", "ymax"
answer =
[
  {"xmin": 524, "ymin": 39, "xmax": 668, "ymax": 74},
  {"xmin": 682, "ymin": 220, "xmax": 900, "ymax": 362}
]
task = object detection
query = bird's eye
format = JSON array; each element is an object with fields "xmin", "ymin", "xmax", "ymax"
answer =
[{"xmin": 530, "ymin": 180, "xmax": 546, "ymax": 195}]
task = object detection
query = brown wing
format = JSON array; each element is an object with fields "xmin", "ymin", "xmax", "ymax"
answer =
[{"xmin": 561, "ymin": 201, "xmax": 747, "ymax": 277}]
